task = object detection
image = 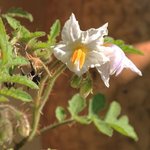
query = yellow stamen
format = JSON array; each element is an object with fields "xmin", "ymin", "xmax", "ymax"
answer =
[
  {"xmin": 80, "ymin": 52, "xmax": 85, "ymax": 69},
  {"xmin": 71, "ymin": 50, "xmax": 78, "ymax": 63},
  {"xmin": 71, "ymin": 46, "xmax": 86, "ymax": 69}
]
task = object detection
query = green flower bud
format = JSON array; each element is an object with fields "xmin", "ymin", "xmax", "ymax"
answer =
[
  {"xmin": 70, "ymin": 75, "xmax": 82, "ymax": 88},
  {"xmin": 80, "ymin": 76, "xmax": 93, "ymax": 98}
]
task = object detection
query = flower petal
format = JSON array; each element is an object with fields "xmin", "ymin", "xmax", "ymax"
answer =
[
  {"xmin": 97, "ymin": 45, "xmax": 142, "ymax": 87},
  {"xmin": 53, "ymin": 43, "xmax": 72, "ymax": 63},
  {"xmin": 62, "ymin": 13, "xmax": 81, "ymax": 43},
  {"xmin": 96, "ymin": 63, "xmax": 110, "ymax": 87},
  {"xmin": 106, "ymin": 45, "xmax": 142, "ymax": 76},
  {"xmin": 85, "ymin": 51, "xmax": 109, "ymax": 68},
  {"xmin": 81, "ymin": 23, "xmax": 108, "ymax": 45}
]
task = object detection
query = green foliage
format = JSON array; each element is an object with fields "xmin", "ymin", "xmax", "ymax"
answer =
[
  {"xmin": 0, "ymin": 88, "xmax": 32, "ymax": 102},
  {"xmin": 0, "ymin": 75, "xmax": 39, "ymax": 89},
  {"xmin": 0, "ymin": 8, "xmax": 140, "ymax": 147},
  {"xmin": 10, "ymin": 56, "xmax": 29, "ymax": 66},
  {"xmin": 93, "ymin": 118, "xmax": 113, "ymax": 136},
  {"xmin": 68, "ymin": 94, "xmax": 86, "ymax": 116},
  {"xmin": 48, "ymin": 19, "xmax": 61, "ymax": 44},
  {"xmin": 0, "ymin": 16, "xmax": 39, "ymax": 103},
  {"xmin": 55, "ymin": 107, "xmax": 67, "ymax": 122},
  {"xmin": 104, "ymin": 37, "xmax": 143, "ymax": 55},
  {"xmin": 0, "ymin": 18, "xmax": 13, "ymax": 65},
  {"xmin": 88, "ymin": 93, "xmax": 105, "ymax": 117},
  {"xmin": 28, "ymin": 40, "xmax": 49, "ymax": 51},
  {"xmin": 58, "ymin": 93, "xmax": 138, "ymax": 140},
  {"xmin": 105, "ymin": 101, "xmax": 138, "ymax": 141},
  {"xmin": 5, "ymin": 7, "xmax": 33, "ymax": 22},
  {"xmin": 3, "ymin": 15, "xmax": 45, "ymax": 43}
]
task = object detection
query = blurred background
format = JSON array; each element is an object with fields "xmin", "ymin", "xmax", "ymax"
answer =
[{"xmin": 0, "ymin": 0, "xmax": 150, "ymax": 150}]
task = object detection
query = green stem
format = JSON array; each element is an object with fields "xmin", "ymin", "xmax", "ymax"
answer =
[
  {"xmin": 28, "ymin": 64, "xmax": 66, "ymax": 141},
  {"xmin": 40, "ymin": 119, "xmax": 74, "ymax": 133}
]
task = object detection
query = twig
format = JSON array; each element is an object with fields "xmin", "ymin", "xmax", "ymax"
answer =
[{"xmin": 40, "ymin": 119, "xmax": 74, "ymax": 133}]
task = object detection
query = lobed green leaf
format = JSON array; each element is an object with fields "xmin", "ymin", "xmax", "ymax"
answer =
[
  {"xmin": 48, "ymin": 19, "xmax": 61, "ymax": 44},
  {"xmin": 68, "ymin": 94, "xmax": 86, "ymax": 116},
  {"xmin": 5, "ymin": 8, "xmax": 33, "ymax": 22},
  {"xmin": 4, "ymin": 16, "xmax": 45, "ymax": 42},
  {"xmin": 105, "ymin": 101, "xmax": 121, "ymax": 122},
  {"xmin": 105, "ymin": 101, "xmax": 138, "ymax": 141}
]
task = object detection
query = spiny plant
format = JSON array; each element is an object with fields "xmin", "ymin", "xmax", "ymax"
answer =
[{"xmin": 0, "ymin": 8, "xmax": 143, "ymax": 150}]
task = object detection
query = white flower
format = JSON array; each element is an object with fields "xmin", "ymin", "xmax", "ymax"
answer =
[
  {"xmin": 53, "ymin": 13, "xmax": 109, "ymax": 76},
  {"xmin": 53, "ymin": 13, "xmax": 142, "ymax": 87},
  {"xmin": 96, "ymin": 44, "xmax": 142, "ymax": 87}
]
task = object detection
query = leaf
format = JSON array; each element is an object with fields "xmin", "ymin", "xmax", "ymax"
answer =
[
  {"xmin": 0, "ymin": 75, "xmax": 39, "ymax": 89},
  {"xmin": 10, "ymin": 56, "xmax": 29, "ymax": 66},
  {"xmin": 18, "ymin": 31, "xmax": 45, "ymax": 43},
  {"xmin": 28, "ymin": 40, "xmax": 49, "ymax": 51},
  {"xmin": 4, "ymin": 15, "xmax": 29, "ymax": 32},
  {"xmin": 0, "ymin": 88, "xmax": 32, "ymax": 102},
  {"xmin": 48, "ymin": 20, "xmax": 61, "ymax": 44},
  {"xmin": 105, "ymin": 101, "xmax": 121, "ymax": 122},
  {"xmin": 104, "ymin": 37, "xmax": 143, "ymax": 55},
  {"xmin": 70, "ymin": 75, "xmax": 82, "ymax": 89},
  {"xmin": 89, "ymin": 93, "xmax": 105, "ymax": 117},
  {"xmin": 68, "ymin": 94, "xmax": 86, "ymax": 116},
  {"xmin": 55, "ymin": 107, "xmax": 66, "ymax": 122},
  {"xmin": 109, "ymin": 115, "xmax": 138, "ymax": 141},
  {"xmin": 0, "ymin": 17, "xmax": 13, "ymax": 64},
  {"xmin": 4, "ymin": 16, "xmax": 45, "ymax": 42},
  {"xmin": 6, "ymin": 7, "xmax": 33, "ymax": 22},
  {"xmin": 25, "ymin": 31, "xmax": 45, "ymax": 40},
  {"xmin": 105, "ymin": 101, "xmax": 138, "ymax": 141},
  {"xmin": 93, "ymin": 118, "xmax": 113, "ymax": 136}
]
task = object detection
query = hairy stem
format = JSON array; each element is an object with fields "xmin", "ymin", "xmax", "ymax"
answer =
[
  {"xmin": 28, "ymin": 64, "xmax": 66, "ymax": 141},
  {"xmin": 40, "ymin": 119, "xmax": 74, "ymax": 133}
]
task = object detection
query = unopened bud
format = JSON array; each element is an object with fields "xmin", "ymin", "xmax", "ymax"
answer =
[
  {"xmin": 70, "ymin": 75, "xmax": 82, "ymax": 88},
  {"xmin": 80, "ymin": 76, "xmax": 93, "ymax": 98}
]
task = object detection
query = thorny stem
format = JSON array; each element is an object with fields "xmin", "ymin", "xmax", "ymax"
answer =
[
  {"xmin": 40, "ymin": 60, "xmax": 52, "ymax": 77},
  {"xmin": 28, "ymin": 64, "xmax": 66, "ymax": 141}
]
